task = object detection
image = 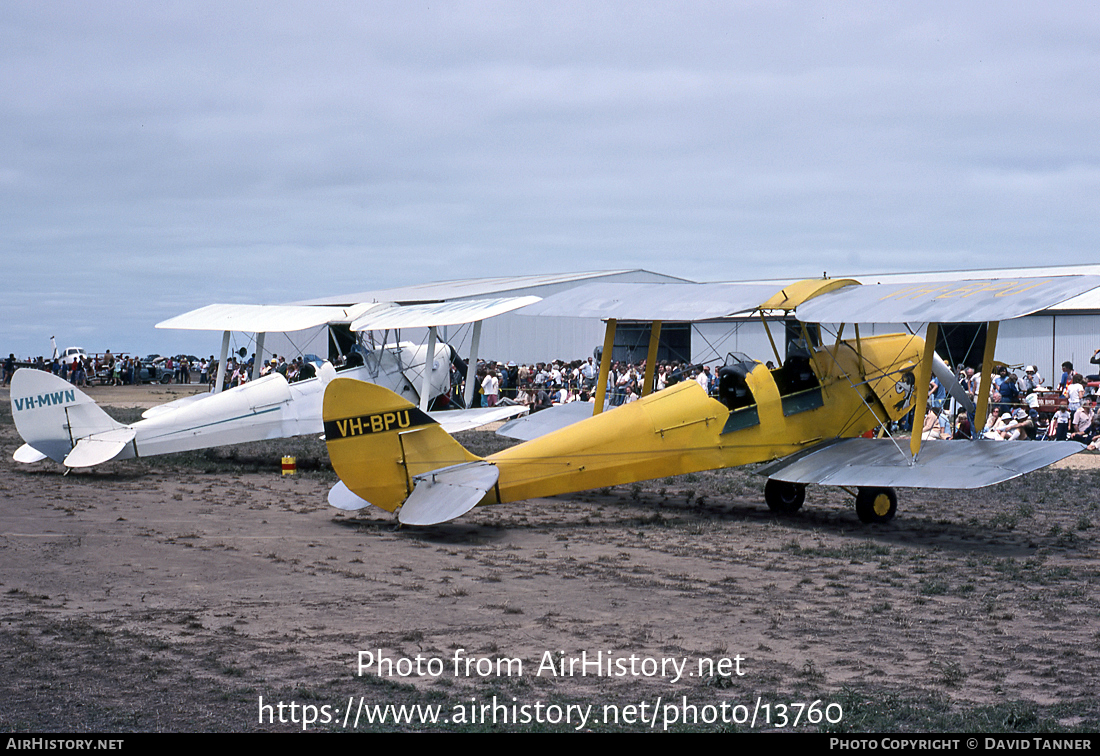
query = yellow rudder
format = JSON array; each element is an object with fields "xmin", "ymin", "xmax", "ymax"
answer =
[{"xmin": 323, "ymin": 378, "xmax": 480, "ymax": 512}]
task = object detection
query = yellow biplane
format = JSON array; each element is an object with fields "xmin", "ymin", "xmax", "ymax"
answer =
[{"xmin": 321, "ymin": 274, "xmax": 1099, "ymax": 526}]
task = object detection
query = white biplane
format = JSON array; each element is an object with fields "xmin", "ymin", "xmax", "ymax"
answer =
[
  {"xmin": 11, "ymin": 297, "xmax": 537, "ymax": 468},
  {"xmin": 321, "ymin": 273, "xmax": 1100, "ymax": 525}
]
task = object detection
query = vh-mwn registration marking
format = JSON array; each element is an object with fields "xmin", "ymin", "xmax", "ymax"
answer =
[{"xmin": 12, "ymin": 390, "xmax": 77, "ymax": 412}]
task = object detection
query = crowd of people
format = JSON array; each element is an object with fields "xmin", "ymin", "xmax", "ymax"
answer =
[
  {"xmin": 919, "ymin": 353, "xmax": 1100, "ymax": 450},
  {"xmin": 3, "ymin": 351, "xmax": 157, "ymax": 388},
  {"xmin": 461, "ymin": 356, "xmax": 718, "ymax": 412},
  {"xmin": 0, "ymin": 351, "xmax": 327, "ymax": 391},
  {"xmin": 6, "ymin": 344, "xmax": 1099, "ymax": 451},
  {"xmin": 218, "ymin": 354, "xmax": 322, "ymax": 388}
]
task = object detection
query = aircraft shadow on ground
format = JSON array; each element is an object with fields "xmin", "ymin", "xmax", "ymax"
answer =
[{"xmin": 326, "ymin": 489, "xmax": 1039, "ymax": 558}]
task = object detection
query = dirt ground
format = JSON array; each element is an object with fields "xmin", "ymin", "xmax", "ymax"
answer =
[{"xmin": 1, "ymin": 383, "xmax": 1098, "ymax": 732}]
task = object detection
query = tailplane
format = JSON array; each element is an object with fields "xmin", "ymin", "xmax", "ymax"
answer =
[
  {"xmin": 10, "ymin": 369, "xmax": 128, "ymax": 465},
  {"xmin": 323, "ymin": 378, "xmax": 483, "ymax": 514}
]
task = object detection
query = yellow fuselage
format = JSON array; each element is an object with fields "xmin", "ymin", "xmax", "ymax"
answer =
[{"xmin": 485, "ymin": 333, "xmax": 922, "ymax": 503}]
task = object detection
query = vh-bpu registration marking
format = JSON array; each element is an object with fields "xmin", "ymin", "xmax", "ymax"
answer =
[
  {"xmin": 12, "ymin": 390, "xmax": 76, "ymax": 412},
  {"xmin": 325, "ymin": 408, "xmax": 434, "ymax": 439},
  {"xmin": 878, "ymin": 278, "xmax": 1055, "ymax": 301}
]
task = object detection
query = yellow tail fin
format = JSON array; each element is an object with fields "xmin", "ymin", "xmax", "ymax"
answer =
[{"xmin": 323, "ymin": 379, "xmax": 480, "ymax": 512}]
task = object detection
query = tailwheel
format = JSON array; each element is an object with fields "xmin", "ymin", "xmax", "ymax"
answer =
[
  {"xmin": 764, "ymin": 479, "xmax": 805, "ymax": 514},
  {"xmin": 855, "ymin": 487, "xmax": 897, "ymax": 524}
]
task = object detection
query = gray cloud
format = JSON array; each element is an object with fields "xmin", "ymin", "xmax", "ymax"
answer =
[{"xmin": 2, "ymin": 1, "xmax": 1098, "ymax": 357}]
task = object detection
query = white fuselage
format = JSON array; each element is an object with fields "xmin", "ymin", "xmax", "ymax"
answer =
[
  {"xmin": 123, "ymin": 343, "xmax": 453, "ymax": 461},
  {"xmin": 12, "ymin": 342, "xmax": 454, "ymax": 467}
]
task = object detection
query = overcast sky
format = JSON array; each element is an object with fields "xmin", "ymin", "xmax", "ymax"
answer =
[{"xmin": 2, "ymin": 1, "xmax": 1098, "ymax": 357}]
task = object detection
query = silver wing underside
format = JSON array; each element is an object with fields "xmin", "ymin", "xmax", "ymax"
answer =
[
  {"xmin": 757, "ymin": 438, "xmax": 1084, "ymax": 489},
  {"xmin": 496, "ymin": 401, "xmax": 608, "ymax": 441}
]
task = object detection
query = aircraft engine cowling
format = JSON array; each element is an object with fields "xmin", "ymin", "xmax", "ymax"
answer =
[{"xmin": 862, "ymin": 336, "xmax": 924, "ymax": 423}]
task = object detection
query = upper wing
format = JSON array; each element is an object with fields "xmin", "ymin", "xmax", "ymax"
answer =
[
  {"xmin": 156, "ymin": 303, "xmax": 385, "ymax": 332},
  {"xmin": 351, "ymin": 296, "xmax": 542, "ymax": 330},
  {"xmin": 159, "ymin": 274, "xmax": 1100, "ymax": 333},
  {"xmin": 514, "ymin": 282, "xmax": 778, "ymax": 321},
  {"xmin": 794, "ymin": 275, "xmax": 1100, "ymax": 324},
  {"xmin": 516, "ymin": 274, "xmax": 1100, "ymax": 324},
  {"xmin": 158, "ymin": 296, "xmax": 542, "ymax": 334}
]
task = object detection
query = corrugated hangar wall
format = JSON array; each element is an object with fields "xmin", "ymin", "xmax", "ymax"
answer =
[
  {"xmin": 1000, "ymin": 313, "xmax": 1100, "ymax": 380},
  {"xmin": 452, "ymin": 314, "xmax": 607, "ymax": 365}
]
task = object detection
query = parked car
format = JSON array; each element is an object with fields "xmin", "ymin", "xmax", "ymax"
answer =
[{"xmin": 138, "ymin": 355, "xmax": 174, "ymax": 384}]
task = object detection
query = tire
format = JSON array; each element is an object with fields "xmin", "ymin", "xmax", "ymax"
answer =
[
  {"xmin": 160, "ymin": 374, "xmax": 172, "ymax": 384},
  {"xmin": 855, "ymin": 487, "xmax": 897, "ymax": 524},
  {"xmin": 764, "ymin": 479, "xmax": 805, "ymax": 514}
]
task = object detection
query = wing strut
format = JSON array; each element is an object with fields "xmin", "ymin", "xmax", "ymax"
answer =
[
  {"xmin": 973, "ymin": 321, "xmax": 999, "ymax": 433},
  {"xmin": 592, "ymin": 319, "xmax": 616, "ymax": 415},
  {"xmin": 853, "ymin": 324, "xmax": 865, "ymax": 379},
  {"xmin": 463, "ymin": 319, "xmax": 483, "ymax": 410},
  {"xmin": 419, "ymin": 326, "xmax": 437, "ymax": 412},
  {"xmin": 641, "ymin": 320, "xmax": 661, "ymax": 396},
  {"xmin": 760, "ymin": 312, "xmax": 782, "ymax": 367},
  {"xmin": 832, "ymin": 323, "xmax": 845, "ymax": 350},
  {"xmin": 252, "ymin": 332, "xmax": 266, "ymax": 381},
  {"xmin": 800, "ymin": 322, "xmax": 825, "ymax": 381},
  {"xmin": 214, "ymin": 330, "xmax": 230, "ymax": 394},
  {"xmin": 909, "ymin": 323, "xmax": 938, "ymax": 458}
]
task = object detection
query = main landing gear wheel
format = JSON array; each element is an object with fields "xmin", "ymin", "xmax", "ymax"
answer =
[
  {"xmin": 855, "ymin": 487, "xmax": 897, "ymax": 524},
  {"xmin": 764, "ymin": 479, "xmax": 805, "ymax": 514}
]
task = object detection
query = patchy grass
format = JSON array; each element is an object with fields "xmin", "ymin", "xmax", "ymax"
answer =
[{"xmin": 3, "ymin": 400, "xmax": 1099, "ymax": 733}]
